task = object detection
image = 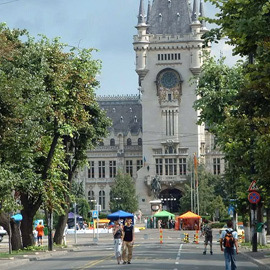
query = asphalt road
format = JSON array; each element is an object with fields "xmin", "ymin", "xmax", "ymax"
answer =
[{"xmin": 5, "ymin": 229, "xmax": 261, "ymax": 270}]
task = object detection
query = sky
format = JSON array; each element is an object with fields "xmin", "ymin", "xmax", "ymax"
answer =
[{"xmin": 0, "ymin": 0, "xmax": 240, "ymax": 96}]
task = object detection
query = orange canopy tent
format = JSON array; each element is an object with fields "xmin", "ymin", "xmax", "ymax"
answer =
[{"xmin": 175, "ymin": 211, "xmax": 201, "ymax": 230}]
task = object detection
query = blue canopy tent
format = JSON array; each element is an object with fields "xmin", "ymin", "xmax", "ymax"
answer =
[{"xmin": 107, "ymin": 210, "xmax": 134, "ymax": 224}]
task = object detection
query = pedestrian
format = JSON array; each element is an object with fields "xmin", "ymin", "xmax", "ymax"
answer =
[
  {"xmin": 220, "ymin": 220, "xmax": 239, "ymax": 270},
  {"xmin": 33, "ymin": 229, "xmax": 38, "ymax": 246},
  {"xmin": 113, "ymin": 220, "xmax": 123, "ymax": 264},
  {"xmin": 63, "ymin": 223, "xmax": 68, "ymax": 246},
  {"xmin": 122, "ymin": 218, "xmax": 134, "ymax": 264},
  {"xmin": 138, "ymin": 209, "xmax": 142, "ymax": 223},
  {"xmin": 202, "ymin": 219, "xmax": 213, "ymax": 255},
  {"xmin": 35, "ymin": 221, "xmax": 44, "ymax": 246}
]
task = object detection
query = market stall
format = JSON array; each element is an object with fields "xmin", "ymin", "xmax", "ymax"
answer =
[{"xmin": 175, "ymin": 211, "xmax": 201, "ymax": 230}]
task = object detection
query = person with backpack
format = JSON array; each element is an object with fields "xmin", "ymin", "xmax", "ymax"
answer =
[
  {"xmin": 220, "ymin": 220, "xmax": 239, "ymax": 270},
  {"xmin": 202, "ymin": 219, "xmax": 213, "ymax": 255}
]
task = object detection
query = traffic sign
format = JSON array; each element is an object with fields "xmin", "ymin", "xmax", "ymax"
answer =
[
  {"xmin": 248, "ymin": 180, "xmax": 259, "ymax": 192},
  {"xmin": 92, "ymin": 210, "xmax": 99, "ymax": 218},
  {"xmin": 248, "ymin": 191, "xmax": 261, "ymax": 204},
  {"xmin": 228, "ymin": 205, "xmax": 234, "ymax": 217}
]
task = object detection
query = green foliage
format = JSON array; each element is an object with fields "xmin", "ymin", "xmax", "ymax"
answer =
[
  {"xmin": 0, "ymin": 23, "xmax": 110, "ymax": 247},
  {"xmin": 179, "ymin": 166, "xmax": 227, "ymax": 220},
  {"xmin": 110, "ymin": 171, "xmax": 138, "ymax": 214}
]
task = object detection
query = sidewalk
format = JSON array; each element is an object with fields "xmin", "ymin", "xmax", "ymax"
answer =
[{"xmin": 240, "ymin": 246, "xmax": 270, "ymax": 269}]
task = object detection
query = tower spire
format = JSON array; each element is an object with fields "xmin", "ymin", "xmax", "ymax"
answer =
[
  {"xmin": 191, "ymin": 0, "xmax": 199, "ymax": 22},
  {"xmin": 138, "ymin": 0, "xmax": 146, "ymax": 25},
  {"xmin": 199, "ymin": 0, "xmax": 207, "ymax": 29},
  {"xmin": 146, "ymin": 0, "xmax": 151, "ymax": 25}
]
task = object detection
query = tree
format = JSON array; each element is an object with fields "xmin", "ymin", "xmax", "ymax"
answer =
[
  {"xmin": 110, "ymin": 171, "xmax": 138, "ymax": 214},
  {"xmin": 179, "ymin": 165, "xmax": 227, "ymax": 221},
  {"xmin": 0, "ymin": 23, "xmax": 110, "ymax": 248}
]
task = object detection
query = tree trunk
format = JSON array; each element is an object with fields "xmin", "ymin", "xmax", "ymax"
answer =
[
  {"xmin": 53, "ymin": 208, "xmax": 69, "ymax": 245},
  {"xmin": 20, "ymin": 193, "xmax": 42, "ymax": 248},
  {"xmin": 267, "ymin": 208, "xmax": 270, "ymax": 235},
  {"xmin": 10, "ymin": 219, "xmax": 23, "ymax": 251}
]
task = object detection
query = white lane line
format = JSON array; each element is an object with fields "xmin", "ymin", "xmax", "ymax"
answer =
[{"xmin": 175, "ymin": 243, "xmax": 183, "ymax": 265}]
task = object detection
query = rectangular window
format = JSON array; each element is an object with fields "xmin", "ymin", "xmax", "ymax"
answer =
[
  {"xmin": 126, "ymin": 160, "xmax": 133, "ymax": 177},
  {"xmin": 136, "ymin": 160, "xmax": 143, "ymax": 171},
  {"xmin": 88, "ymin": 161, "xmax": 95, "ymax": 178},
  {"xmin": 156, "ymin": 158, "xmax": 163, "ymax": 175},
  {"xmin": 179, "ymin": 158, "xmax": 187, "ymax": 175},
  {"xmin": 161, "ymin": 54, "xmax": 164, "ymax": 60},
  {"xmin": 168, "ymin": 54, "xmax": 170, "ymax": 60},
  {"xmin": 109, "ymin": 160, "xmax": 116, "ymax": 178},
  {"xmin": 98, "ymin": 161, "xmax": 105, "ymax": 178},
  {"xmin": 175, "ymin": 53, "xmax": 177, "ymax": 59},
  {"xmin": 164, "ymin": 54, "xmax": 167, "ymax": 60},
  {"xmin": 158, "ymin": 54, "xmax": 160, "ymax": 60},
  {"xmin": 178, "ymin": 53, "xmax": 181, "ymax": 60},
  {"xmin": 171, "ymin": 53, "xmax": 174, "ymax": 60},
  {"xmin": 165, "ymin": 158, "xmax": 177, "ymax": 175},
  {"xmin": 213, "ymin": 158, "xmax": 221, "ymax": 175}
]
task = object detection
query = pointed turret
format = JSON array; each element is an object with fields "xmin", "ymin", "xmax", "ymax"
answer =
[
  {"xmin": 146, "ymin": 0, "xmax": 151, "ymax": 25},
  {"xmin": 138, "ymin": 0, "xmax": 146, "ymax": 25},
  {"xmin": 199, "ymin": 0, "xmax": 207, "ymax": 30},
  {"xmin": 192, "ymin": 0, "xmax": 199, "ymax": 22}
]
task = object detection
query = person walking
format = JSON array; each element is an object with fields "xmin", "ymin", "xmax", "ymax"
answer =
[
  {"xmin": 35, "ymin": 221, "xmax": 44, "ymax": 246},
  {"xmin": 113, "ymin": 220, "xmax": 123, "ymax": 264},
  {"xmin": 220, "ymin": 220, "xmax": 239, "ymax": 270},
  {"xmin": 122, "ymin": 218, "xmax": 134, "ymax": 264},
  {"xmin": 202, "ymin": 219, "xmax": 213, "ymax": 255}
]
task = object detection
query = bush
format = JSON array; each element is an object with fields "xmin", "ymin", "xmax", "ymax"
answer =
[{"xmin": 210, "ymin": 222, "xmax": 226, "ymax": 228}]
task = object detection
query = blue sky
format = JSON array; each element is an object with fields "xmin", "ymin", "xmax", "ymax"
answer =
[{"xmin": 0, "ymin": 0, "xmax": 239, "ymax": 96}]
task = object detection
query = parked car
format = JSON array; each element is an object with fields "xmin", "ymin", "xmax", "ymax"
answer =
[{"xmin": 0, "ymin": 226, "xmax": 7, "ymax": 242}]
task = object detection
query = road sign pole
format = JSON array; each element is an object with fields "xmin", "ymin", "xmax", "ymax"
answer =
[{"xmin": 251, "ymin": 203, "xmax": 257, "ymax": 252}]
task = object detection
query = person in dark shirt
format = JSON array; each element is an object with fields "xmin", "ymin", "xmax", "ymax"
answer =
[
  {"xmin": 113, "ymin": 220, "xmax": 123, "ymax": 264},
  {"xmin": 122, "ymin": 218, "xmax": 134, "ymax": 264}
]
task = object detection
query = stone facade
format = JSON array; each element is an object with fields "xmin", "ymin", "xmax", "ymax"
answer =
[{"xmin": 78, "ymin": 0, "xmax": 224, "ymax": 215}]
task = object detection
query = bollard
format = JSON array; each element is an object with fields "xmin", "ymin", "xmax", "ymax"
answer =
[
  {"xmin": 184, "ymin": 233, "xmax": 189, "ymax": 243},
  {"xmin": 159, "ymin": 228, "xmax": 163, "ymax": 244},
  {"xmin": 241, "ymin": 231, "xmax": 245, "ymax": 243},
  {"xmin": 195, "ymin": 230, "xmax": 199, "ymax": 244}
]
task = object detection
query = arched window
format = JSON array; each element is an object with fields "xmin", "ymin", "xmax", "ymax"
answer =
[
  {"xmin": 138, "ymin": 138, "xmax": 142, "ymax": 146},
  {"xmin": 99, "ymin": 141, "xmax": 104, "ymax": 146},
  {"xmin": 88, "ymin": 191, "xmax": 95, "ymax": 207},
  {"xmin": 99, "ymin": 190, "xmax": 105, "ymax": 210},
  {"xmin": 110, "ymin": 138, "xmax": 115, "ymax": 146},
  {"xmin": 127, "ymin": 138, "xmax": 132, "ymax": 146}
]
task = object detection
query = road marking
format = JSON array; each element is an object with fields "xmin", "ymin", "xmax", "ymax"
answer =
[
  {"xmin": 175, "ymin": 243, "xmax": 183, "ymax": 265},
  {"xmin": 74, "ymin": 254, "xmax": 113, "ymax": 270}
]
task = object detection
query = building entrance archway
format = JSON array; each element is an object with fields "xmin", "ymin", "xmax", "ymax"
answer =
[{"xmin": 159, "ymin": 188, "xmax": 182, "ymax": 213}]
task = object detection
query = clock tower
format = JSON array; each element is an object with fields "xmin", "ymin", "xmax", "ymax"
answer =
[{"xmin": 133, "ymin": 0, "xmax": 208, "ymax": 214}]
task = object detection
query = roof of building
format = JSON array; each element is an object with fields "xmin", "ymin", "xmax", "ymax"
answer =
[
  {"xmin": 146, "ymin": 0, "xmax": 192, "ymax": 35},
  {"xmin": 97, "ymin": 95, "xmax": 142, "ymax": 136}
]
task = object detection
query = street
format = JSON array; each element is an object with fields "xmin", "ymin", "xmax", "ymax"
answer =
[{"xmin": 3, "ymin": 229, "xmax": 261, "ymax": 270}]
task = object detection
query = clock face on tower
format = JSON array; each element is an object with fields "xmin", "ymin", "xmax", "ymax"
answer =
[{"xmin": 160, "ymin": 71, "xmax": 179, "ymax": 89}]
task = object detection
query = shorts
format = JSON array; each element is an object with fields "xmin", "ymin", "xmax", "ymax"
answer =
[
  {"xmin": 205, "ymin": 235, "xmax": 212, "ymax": 245},
  {"xmin": 37, "ymin": 235, "xmax": 43, "ymax": 240}
]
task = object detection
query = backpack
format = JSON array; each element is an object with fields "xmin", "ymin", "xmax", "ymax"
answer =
[{"xmin": 223, "ymin": 229, "xmax": 235, "ymax": 248}]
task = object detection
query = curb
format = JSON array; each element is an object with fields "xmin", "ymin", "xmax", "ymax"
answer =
[{"xmin": 240, "ymin": 250, "xmax": 270, "ymax": 270}]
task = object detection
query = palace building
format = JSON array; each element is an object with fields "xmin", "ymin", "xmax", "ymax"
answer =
[{"xmin": 78, "ymin": 0, "xmax": 224, "ymax": 215}]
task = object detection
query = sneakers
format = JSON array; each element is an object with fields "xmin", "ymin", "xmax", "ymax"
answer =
[
  {"xmin": 123, "ymin": 262, "xmax": 127, "ymax": 264},
  {"xmin": 210, "ymin": 251, "xmax": 213, "ymax": 255},
  {"xmin": 203, "ymin": 251, "xmax": 206, "ymax": 255},
  {"xmin": 128, "ymin": 262, "xmax": 131, "ymax": 264}
]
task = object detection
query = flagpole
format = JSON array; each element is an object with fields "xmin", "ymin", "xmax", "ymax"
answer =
[{"xmin": 190, "ymin": 168, "xmax": 193, "ymax": 212}]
